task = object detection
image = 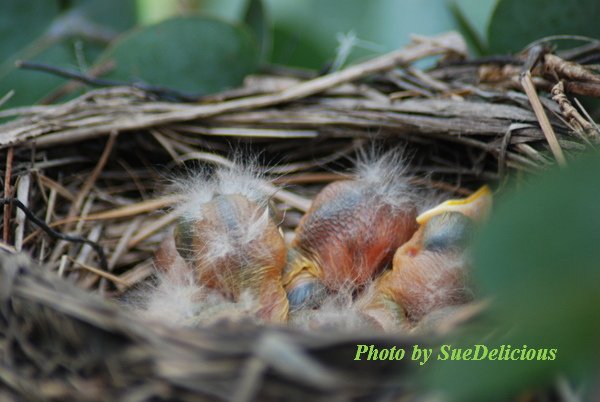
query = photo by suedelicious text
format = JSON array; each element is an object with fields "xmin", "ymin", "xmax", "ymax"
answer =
[{"xmin": 354, "ymin": 344, "xmax": 558, "ymax": 365}]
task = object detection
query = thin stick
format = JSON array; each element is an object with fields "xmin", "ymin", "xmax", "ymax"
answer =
[
  {"xmin": 68, "ymin": 257, "xmax": 128, "ymax": 286},
  {"xmin": 40, "ymin": 61, "xmax": 116, "ymax": 104},
  {"xmin": 264, "ymin": 185, "xmax": 312, "ymax": 212},
  {"xmin": 128, "ymin": 212, "xmax": 179, "ymax": 248},
  {"xmin": 14, "ymin": 174, "xmax": 31, "ymax": 251},
  {"xmin": 272, "ymin": 173, "xmax": 346, "ymax": 185},
  {"xmin": 3, "ymin": 147, "xmax": 14, "ymax": 242},
  {"xmin": 67, "ymin": 131, "xmax": 118, "ymax": 222},
  {"xmin": 108, "ymin": 217, "xmax": 142, "ymax": 270},
  {"xmin": 8, "ymin": 32, "xmax": 463, "ymax": 148},
  {"xmin": 520, "ymin": 70, "xmax": 566, "ymax": 165},
  {"xmin": 101, "ymin": 217, "xmax": 142, "ymax": 294},
  {"xmin": 0, "ymin": 198, "xmax": 108, "ymax": 271},
  {"xmin": 58, "ymin": 254, "xmax": 68, "ymax": 277},
  {"xmin": 150, "ymin": 129, "xmax": 180, "ymax": 162},
  {"xmin": 22, "ymin": 195, "xmax": 182, "ymax": 246},
  {"xmin": 16, "ymin": 60, "xmax": 200, "ymax": 102},
  {"xmin": 74, "ymin": 223, "xmax": 103, "ymax": 269},
  {"xmin": 573, "ymin": 97, "xmax": 600, "ymax": 140},
  {"xmin": 39, "ymin": 188, "xmax": 57, "ymax": 263},
  {"xmin": 0, "ymin": 90, "xmax": 14, "ymax": 107}
]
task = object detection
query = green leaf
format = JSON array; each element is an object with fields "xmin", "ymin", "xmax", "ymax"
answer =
[
  {"xmin": 72, "ymin": 0, "xmax": 137, "ymax": 32},
  {"xmin": 0, "ymin": 0, "xmax": 60, "ymax": 61},
  {"xmin": 98, "ymin": 16, "xmax": 260, "ymax": 94},
  {"xmin": 488, "ymin": 0, "xmax": 600, "ymax": 53},
  {"xmin": 0, "ymin": 0, "xmax": 137, "ymax": 109},
  {"xmin": 42, "ymin": 1, "xmax": 137, "ymax": 71},
  {"xmin": 0, "ymin": 41, "xmax": 77, "ymax": 109},
  {"xmin": 0, "ymin": 1, "xmax": 60, "ymax": 107},
  {"xmin": 425, "ymin": 152, "xmax": 600, "ymax": 400},
  {"xmin": 475, "ymin": 153, "xmax": 600, "ymax": 359},
  {"xmin": 243, "ymin": 0, "xmax": 271, "ymax": 61},
  {"xmin": 448, "ymin": 0, "xmax": 497, "ymax": 55}
]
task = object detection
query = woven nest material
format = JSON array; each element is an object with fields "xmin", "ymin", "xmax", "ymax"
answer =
[
  {"xmin": 0, "ymin": 252, "xmax": 418, "ymax": 402},
  {"xmin": 1, "ymin": 31, "xmax": 600, "ymax": 401}
]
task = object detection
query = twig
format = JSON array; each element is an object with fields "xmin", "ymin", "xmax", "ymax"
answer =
[
  {"xmin": 525, "ymin": 34, "xmax": 600, "ymax": 54},
  {"xmin": 108, "ymin": 217, "xmax": 143, "ymax": 270},
  {"xmin": 520, "ymin": 72, "xmax": 566, "ymax": 165},
  {"xmin": 3, "ymin": 147, "xmax": 14, "ymax": 243},
  {"xmin": 573, "ymin": 97, "xmax": 600, "ymax": 139},
  {"xmin": 14, "ymin": 174, "xmax": 31, "ymax": 251},
  {"xmin": 269, "ymin": 140, "xmax": 362, "ymax": 174},
  {"xmin": 68, "ymin": 257, "xmax": 128, "ymax": 287},
  {"xmin": 272, "ymin": 173, "xmax": 346, "ymax": 185},
  {"xmin": 437, "ymin": 55, "xmax": 522, "ymax": 67},
  {"xmin": 21, "ymin": 195, "xmax": 182, "ymax": 247},
  {"xmin": 0, "ymin": 198, "xmax": 108, "ymax": 271},
  {"xmin": 16, "ymin": 60, "xmax": 201, "ymax": 102},
  {"xmin": 544, "ymin": 54, "xmax": 600, "ymax": 83},
  {"xmin": 263, "ymin": 185, "xmax": 312, "ymax": 212},
  {"xmin": 128, "ymin": 212, "xmax": 178, "ymax": 248},
  {"xmin": 75, "ymin": 223, "xmax": 103, "ymax": 268},
  {"xmin": 0, "ymin": 90, "xmax": 14, "ymax": 107},
  {"xmin": 520, "ymin": 46, "xmax": 566, "ymax": 165},
  {"xmin": 150, "ymin": 129, "xmax": 180, "ymax": 162},
  {"xmin": 67, "ymin": 131, "xmax": 118, "ymax": 223},
  {"xmin": 4, "ymin": 32, "xmax": 464, "ymax": 148},
  {"xmin": 551, "ymin": 81, "xmax": 598, "ymax": 143},
  {"xmin": 40, "ymin": 61, "xmax": 116, "ymax": 104},
  {"xmin": 498, "ymin": 125, "xmax": 515, "ymax": 177},
  {"xmin": 57, "ymin": 254, "xmax": 68, "ymax": 277},
  {"xmin": 39, "ymin": 187, "xmax": 57, "ymax": 263}
]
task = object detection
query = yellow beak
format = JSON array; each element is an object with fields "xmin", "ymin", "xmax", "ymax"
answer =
[{"xmin": 416, "ymin": 185, "xmax": 493, "ymax": 225}]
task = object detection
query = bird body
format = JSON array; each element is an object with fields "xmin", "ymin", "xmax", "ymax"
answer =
[
  {"xmin": 154, "ymin": 165, "xmax": 289, "ymax": 323},
  {"xmin": 149, "ymin": 152, "xmax": 492, "ymax": 332},
  {"xmin": 284, "ymin": 150, "xmax": 419, "ymax": 310},
  {"xmin": 362, "ymin": 186, "xmax": 492, "ymax": 329}
]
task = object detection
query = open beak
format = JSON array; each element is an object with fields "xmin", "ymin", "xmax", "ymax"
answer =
[{"xmin": 416, "ymin": 185, "xmax": 492, "ymax": 225}]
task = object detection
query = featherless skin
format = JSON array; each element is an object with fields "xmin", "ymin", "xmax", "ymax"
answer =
[
  {"xmin": 153, "ymin": 164, "xmax": 289, "ymax": 323},
  {"xmin": 362, "ymin": 186, "xmax": 492, "ymax": 330},
  {"xmin": 149, "ymin": 152, "xmax": 492, "ymax": 332},
  {"xmin": 283, "ymin": 149, "xmax": 420, "ymax": 311}
]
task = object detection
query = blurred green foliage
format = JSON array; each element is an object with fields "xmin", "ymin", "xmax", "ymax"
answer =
[
  {"xmin": 425, "ymin": 152, "xmax": 600, "ymax": 400},
  {"xmin": 100, "ymin": 16, "xmax": 258, "ymax": 94},
  {"xmin": 488, "ymin": 0, "xmax": 600, "ymax": 53},
  {"xmin": 0, "ymin": 0, "xmax": 136, "ymax": 108},
  {"xmin": 0, "ymin": 1, "xmax": 59, "ymax": 60},
  {"xmin": 243, "ymin": 0, "xmax": 271, "ymax": 62},
  {"xmin": 2, "ymin": 0, "xmax": 600, "ymax": 108}
]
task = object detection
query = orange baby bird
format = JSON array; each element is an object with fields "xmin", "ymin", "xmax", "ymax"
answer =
[
  {"xmin": 283, "ymin": 150, "xmax": 420, "ymax": 310},
  {"xmin": 362, "ymin": 186, "xmax": 492, "ymax": 330},
  {"xmin": 155, "ymin": 165, "xmax": 289, "ymax": 323}
]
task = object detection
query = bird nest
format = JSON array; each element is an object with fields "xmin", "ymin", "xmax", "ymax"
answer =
[{"xmin": 1, "ymin": 32, "xmax": 600, "ymax": 401}]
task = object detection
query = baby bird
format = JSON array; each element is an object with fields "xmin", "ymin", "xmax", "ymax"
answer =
[
  {"xmin": 283, "ymin": 150, "xmax": 420, "ymax": 310},
  {"xmin": 154, "ymin": 165, "xmax": 289, "ymax": 323},
  {"xmin": 362, "ymin": 186, "xmax": 492, "ymax": 330}
]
